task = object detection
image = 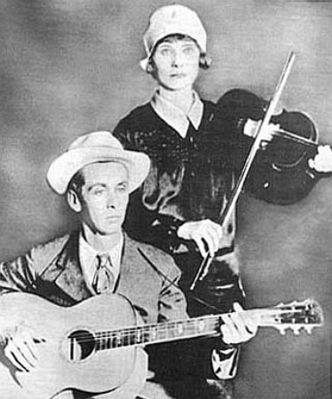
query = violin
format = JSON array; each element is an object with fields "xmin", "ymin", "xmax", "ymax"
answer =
[
  {"xmin": 221, "ymin": 88, "xmax": 319, "ymax": 170},
  {"xmin": 190, "ymin": 52, "xmax": 326, "ymax": 290}
]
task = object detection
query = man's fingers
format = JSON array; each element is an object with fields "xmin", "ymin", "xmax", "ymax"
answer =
[
  {"xmin": 19, "ymin": 341, "xmax": 38, "ymax": 367},
  {"xmin": 233, "ymin": 302, "xmax": 243, "ymax": 312},
  {"xmin": 14, "ymin": 341, "xmax": 36, "ymax": 369},
  {"xmin": 220, "ymin": 303, "xmax": 259, "ymax": 345},
  {"xmin": 4, "ymin": 345, "xmax": 24, "ymax": 371},
  {"xmin": 220, "ymin": 314, "xmax": 239, "ymax": 344},
  {"xmin": 233, "ymin": 302, "xmax": 259, "ymax": 335},
  {"xmin": 228, "ymin": 312, "xmax": 248, "ymax": 337},
  {"xmin": 5, "ymin": 344, "xmax": 30, "ymax": 372},
  {"xmin": 24, "ymin": 334, "xmax": 39, "ymax": 361},
  {"xmin": 4, "ymin": 328, "xmax": 39, "ymax": 372}
]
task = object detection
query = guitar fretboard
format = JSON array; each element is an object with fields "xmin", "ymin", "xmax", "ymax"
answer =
[
  {"xmin": 90, "ymin": 302, "xmax": 321, "ymax": 351},
  {"xmin": 95, "ymin": 314, "xmax": 222, "ymax": 351}
]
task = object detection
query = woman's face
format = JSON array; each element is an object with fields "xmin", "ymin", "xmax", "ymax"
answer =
[{"xmin": 152, "ymin": 37, "xmax": 200, "ymax": 91}]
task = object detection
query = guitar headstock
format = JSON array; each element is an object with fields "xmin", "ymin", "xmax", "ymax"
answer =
[{"xmin": 259, "ymin": 298, "xmax": 324, "ymax": 335}]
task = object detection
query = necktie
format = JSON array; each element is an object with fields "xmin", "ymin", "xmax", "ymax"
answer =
[{"xmin": 92, "ymin": 253, "xmax": 115, "ymax": 294}]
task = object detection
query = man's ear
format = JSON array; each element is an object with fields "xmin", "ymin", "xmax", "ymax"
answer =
[{"xmin": 66, "ymin": 189, "xmax": 82, "ymax": 213}]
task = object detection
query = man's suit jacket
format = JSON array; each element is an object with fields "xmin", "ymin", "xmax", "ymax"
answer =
[
  {"xmin": 0, "ymin": 231, "xmax": 188, "ymax": 399},
  {"xmin": 0, "ymin": 231, "xmax": 187, "ymax": 323}
]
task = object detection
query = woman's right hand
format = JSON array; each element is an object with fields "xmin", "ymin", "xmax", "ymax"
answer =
[{"xmin": 177, "ymin": 219, "xmax": 223, "ymax": 257}]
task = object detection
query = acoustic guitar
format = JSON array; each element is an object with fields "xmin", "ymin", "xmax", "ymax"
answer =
[{"xmin": 0, "ymin": 293, "xmax": 324, "ymax": 399}]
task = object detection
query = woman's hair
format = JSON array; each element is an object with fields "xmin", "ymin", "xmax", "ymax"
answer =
[{"xmin": 146, "ymin": 33, "xmax": 211, "ymax": 74}]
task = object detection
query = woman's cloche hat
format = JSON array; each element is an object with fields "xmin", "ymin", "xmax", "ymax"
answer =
[{"xmin": 140, "ymin": 4, "xmax": 207, "ymax": 71}]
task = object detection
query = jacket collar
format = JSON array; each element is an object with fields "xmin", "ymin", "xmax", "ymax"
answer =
[
  {"xmin": 150, "ymin": 89, "xmax": 203, "ymax": 138},
  {"xmin": 116, "ymin": 234, "xmax": 148, "ymax": 295},
  {"xmin": 44, "ymin": 231, "xmax": 151, "ymax": 303},
  {"xmin": 44, "ymin": 231, "xmax": 91, "ymax": 302}
]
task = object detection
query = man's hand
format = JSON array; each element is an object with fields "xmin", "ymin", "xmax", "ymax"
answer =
[
  {"xmin": 308, "ymin": 145, "xmax": 332, "ymax": 173},
  {"xmin": 177, "ymin": 219, "xmax": 223, "ymax": 257},
  {"xmin": 220, "ymin": 303, "xmax": 258, "ymax": 345},
  {"xmin": 3, "ymin": 325, "xmax": 41, "ymax": 372}
]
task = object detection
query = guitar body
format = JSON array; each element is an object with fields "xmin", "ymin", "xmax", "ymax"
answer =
[
  {"xmin": 0, "ymin": 293, "xmax": 145, "ymax": 399},
  {"xmin": 0, "ymin": 292, "xmax": 323, "ymax": 398}
]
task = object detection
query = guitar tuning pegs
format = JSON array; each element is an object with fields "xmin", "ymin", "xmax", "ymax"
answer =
[{"xmin": 304, "ymin": 326, "xmax": 313, "ymax": 335}]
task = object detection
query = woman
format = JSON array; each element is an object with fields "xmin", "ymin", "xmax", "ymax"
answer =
[{"xmin": 113, "ymin": 4, "xmax": 332, "ymax": 398}]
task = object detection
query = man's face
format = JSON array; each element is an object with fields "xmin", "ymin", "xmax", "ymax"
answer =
[
  {"xmin": 78, "ymin": 162, "xmax": 129, "ymax": 236},
  {"xmin": 152, "ymin": 37, "xmax": 200, "ymax": 91}
]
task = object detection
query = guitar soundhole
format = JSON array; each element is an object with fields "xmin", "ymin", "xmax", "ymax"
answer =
[{"xmin": 67, "ymin": 330, "xmax": 95, "ymax": 362}]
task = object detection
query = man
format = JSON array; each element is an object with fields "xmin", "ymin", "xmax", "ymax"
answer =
[{"xmin": 0, "ymin": 131, "xmax": 257, "ymax": 399}]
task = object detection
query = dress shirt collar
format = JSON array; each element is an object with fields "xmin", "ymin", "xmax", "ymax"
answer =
[
  {"xmin": 79, "ymin": 232, "xmax": 123, "ymax": 291},
  {"xmin": 150, "ymin": 89, "xmax": 204, "ymax": 138}
]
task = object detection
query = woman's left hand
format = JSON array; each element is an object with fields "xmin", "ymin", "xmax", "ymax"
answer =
[{"xmin": 308, "ymin": 145, "xmax": 332, "ymax": 173}]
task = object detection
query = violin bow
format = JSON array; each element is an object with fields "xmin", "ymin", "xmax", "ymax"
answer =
[{"xmin": 190, "ymin": 51, "xmax": 296, "ymax": 290}]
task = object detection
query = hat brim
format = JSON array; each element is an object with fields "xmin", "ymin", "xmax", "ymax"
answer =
[
  {"xmin": 47, "ymin": 146, "xmax": 150, "ymax": 195},
  {"xmin": 140, "ymin": 24, "xmax": 207, "ymax": 71}
]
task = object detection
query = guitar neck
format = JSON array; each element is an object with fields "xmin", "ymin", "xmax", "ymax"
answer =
[
  {"xmin": 94, "ymin": 300, "xmax": 323, "ymax": 351},
  {"xmin": 95, "ymin": 313, "xmax": 226, "ymax": 351},
  {"xmin": 95, "ymin": 309, "xmax": 271, "ymax": 351}
]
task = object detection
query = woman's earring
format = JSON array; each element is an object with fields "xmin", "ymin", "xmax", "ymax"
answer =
[
  {"xmin": 146, "ymin": 63, "xmax": 153, "ymax": 74},
  {"xmin": 199, "ymin": 54, "xmax": 212, "ymax": 70}
]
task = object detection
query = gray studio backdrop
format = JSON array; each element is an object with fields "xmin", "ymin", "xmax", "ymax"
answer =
[{"xmin": 0, "ymin": 1, "xmax": 331, "ymax": 398}]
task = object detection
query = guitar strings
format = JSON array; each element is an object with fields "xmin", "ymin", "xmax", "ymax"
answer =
[
  {"xmin": 59, "ymin": 307, "xmax": 315, "ymax": 346},
  {"xmin": 65, "ymin": 316, "xmax": 221, "ymax": 346}
]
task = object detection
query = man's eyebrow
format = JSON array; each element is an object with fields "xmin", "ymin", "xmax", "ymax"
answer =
[
  {"xmin": 87, "ymin": 183, "xmax": 106, "ymax": 192},
  {"xmin": 117, "ymin": 180, "xmax": 129, "ymax": 189}
]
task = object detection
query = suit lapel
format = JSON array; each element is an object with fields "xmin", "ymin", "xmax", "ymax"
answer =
[
  {"xmin": 44, "ymin": 232, "xmax": 151, "ymax": 303},
  {"xmin": 45, "ymin": 231, "xmax": 91, "ymax": 302},
  {"xmin": 116, "ymin": 234, "xmax": 150, "ymax": 298}
]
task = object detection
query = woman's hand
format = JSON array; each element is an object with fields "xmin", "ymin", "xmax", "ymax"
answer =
[
  {"xmin": 308, "ymin": 145, "xmax": 332, "ymax": 173},
  {"xmin": 177, "ymin": 219, "xmax": 223, "ymax": 257},
  {"xmin": 220, "ymin": 303, "xmax": 258, "ymax": 345},
  {"xmin": 244, "ymin": 119, "xmax": 279, "ymax": 145}
]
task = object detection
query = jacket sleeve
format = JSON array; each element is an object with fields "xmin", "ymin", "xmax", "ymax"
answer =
[
  {"xmin": 216, "ymin": 89, "xmax": 319, "ymax": 205},
  {"xmin": 157, "ymin": 258, "xmax": 189, "ymax": 323},
  {"xmin": 147, "ymin": 251, "xmax": 240, "ymax": 381},
  {"xmin": 0, "ymin": 250, "xmax": 39, "ymax": 295},
  {"xmin": 0, "ymin": 237, "xmax": 66, "ymax": 295},
  {"xmin": 113, "ymin": 121, "xmax": 186, "ymax": 254},
  {"xmin": 125, "ymin": 189, "xmax": 186, "ymax": 254}
]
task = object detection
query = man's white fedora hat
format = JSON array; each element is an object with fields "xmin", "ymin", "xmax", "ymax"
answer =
[
  {"xmin": 140, "ymin": 4, "xmax": 207, "ymax": 71},
  {"xmin": 47, "ymin": 131, "xmax": 150, "ymax": 195}
]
